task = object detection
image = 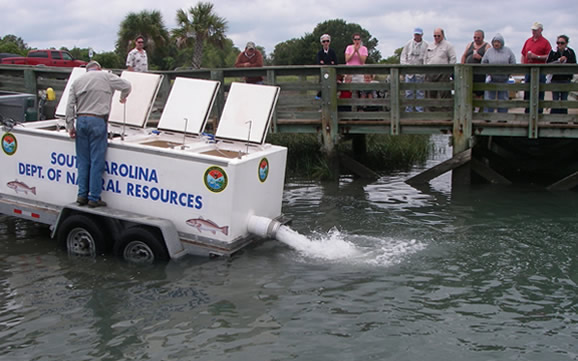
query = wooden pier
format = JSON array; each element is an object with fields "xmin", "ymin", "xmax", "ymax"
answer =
[{"xmin": 1, "ymin": 63, "xmax": 577, "ymax": 188}]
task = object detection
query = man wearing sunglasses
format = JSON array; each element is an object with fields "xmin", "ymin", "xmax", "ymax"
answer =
[
  {"xmin": 126, "ymin": 35, "xmax": 148, "ymax": 72},
  {"xmin": 425, "ymin": 28, "xmax": 456, "ymax": 111}
]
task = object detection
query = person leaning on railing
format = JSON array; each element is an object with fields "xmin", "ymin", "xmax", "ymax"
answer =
[
  {"xmin": 547, "ymin": 35, "xmax": 577, "ymax": 114},
  {"xmin": 316, "ymin": 34, "xmax": 338, "ymax": 66},
  {"xmin": 521, "ymin": 22, "xmax": 552, "ymax": 114},
  {"xmin": 481, "ymin": 34, "xmax": 516, "ymax": 114},
  {"xmin": 316, "ymin": 34, "xmax": 338, "ymax": 99},
  {"xmin": 425, "ymin": 28, "xmax": 457, "ymax": 112},
  {"xmin": 400, "ymin": 27, "xmax": 428, "ymax": 112},
  {"xmin": 234, "ymin": 41, "xmax": 264, "ymax": 84},
  {"xmin": 461, "ymin": 29, "xmax": 491, "ymax": 103}
]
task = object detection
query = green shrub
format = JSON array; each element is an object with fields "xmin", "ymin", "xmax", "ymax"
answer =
[{"xmin": 268, "ymin": 133, "xmax": 431, "ymax": 180}]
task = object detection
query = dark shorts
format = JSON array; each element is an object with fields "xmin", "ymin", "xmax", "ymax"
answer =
[{"xmin": 473, "ymin": 74, "xmax": 485, "ymax": 96}]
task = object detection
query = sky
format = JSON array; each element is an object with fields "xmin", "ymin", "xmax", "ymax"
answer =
[{"xmin": 2, "ymin": 0, "xmax": 578, "ymax": 64}]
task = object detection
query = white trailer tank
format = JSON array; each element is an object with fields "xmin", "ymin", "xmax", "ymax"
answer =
[{"xmin": 0, "ymin": 69, "xmax": 288, "ymax": 263}]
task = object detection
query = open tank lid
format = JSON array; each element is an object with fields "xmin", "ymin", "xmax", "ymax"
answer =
[
  {"xmin": 55, "ymin": 67, "xmax": 87, "ymax": 118},
  {"xmin": 157, "ymin": 77, "xmax": 220, "ymax": 135},
  {"xmin": 109, "ymin": 71, "xmax": 163, "ymax": 128},
  {"xmin": 215, "ymin": 82, "xmax": 280, "ymax": 145}
]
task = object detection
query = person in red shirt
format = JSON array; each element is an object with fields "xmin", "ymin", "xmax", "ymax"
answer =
[
  {"xmin": 337, "ymin": 74, "xmax": 352, "ymax": 112},
  {"xmin": 521, "ymin": 22, "xmax": 552, "ymax": 64},
  {"xmin": 521, "ymin": 22, "xmax": 552, "ymax": 113}
]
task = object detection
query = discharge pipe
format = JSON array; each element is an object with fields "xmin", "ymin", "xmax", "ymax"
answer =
[{"xmin": 247, "ymin": 215, "xmax": 283, "ymax": 239}]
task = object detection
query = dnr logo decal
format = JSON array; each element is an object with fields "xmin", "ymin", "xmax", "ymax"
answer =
[
  {"xmin": 258, "ymin": 158, "xmax": 269, "ymax": 183},
  {"xmin": 204, "ymin": 166, "xmax": 228, "ymax": 193},
  {"xmin": 2, "ymin": 133, "xmax": 17, "ymax": 156}
]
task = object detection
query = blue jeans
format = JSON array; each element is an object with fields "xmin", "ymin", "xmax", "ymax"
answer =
[
  {"xmin": 405, "ymin": 74, "xmax": 425, "ymax": 112},
  {"xmin": 551, "ymin": 79, "xmax": 570, "ymax": 114},
  {"xmin": 524, "ymin": 73, "xmax": 546, "ymax": 113},
  {"xmin": 75, "ymin": 116, "xmax": 107, "ymax": 202},
  {"xmin": 484, "ymin": 83, "xmax": 508, "ymax": 113}
]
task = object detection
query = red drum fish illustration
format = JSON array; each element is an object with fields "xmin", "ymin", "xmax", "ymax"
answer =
[
  {"xmin": 7, "ymin": 180, "xmax": 36, "ymax": 195},
  {"xmin": 186, "ymin": 217, "xmax": 229, "ymax": 236}
]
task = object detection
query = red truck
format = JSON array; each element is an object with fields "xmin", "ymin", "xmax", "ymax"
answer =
[{"xmin": 0, "ymin": 50, "xmax": 87, "ymax": 67}]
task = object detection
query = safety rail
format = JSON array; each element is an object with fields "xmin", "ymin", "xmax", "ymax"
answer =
[{"xmin": 1, "ymin": 63, "xmax": 577, "ymax": 152}]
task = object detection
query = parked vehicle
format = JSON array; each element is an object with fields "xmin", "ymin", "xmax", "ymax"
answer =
[
  {"xmin": 0, "ymin": 53, "xmax": 21, "ymax": 61},
  {"xmin": 0, "ymin": 50, "xmax": 87, "ymax": 67}
]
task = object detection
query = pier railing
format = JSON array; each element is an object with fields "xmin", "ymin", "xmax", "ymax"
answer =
[{"xmin": 1, "ymin": 63, "xmax": 577, "ymax": 152}]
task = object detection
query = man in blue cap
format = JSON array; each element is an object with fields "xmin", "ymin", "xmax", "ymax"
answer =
[{"xmin": 400, "ymin": 27, "xmax": 428, "ymax": 112}]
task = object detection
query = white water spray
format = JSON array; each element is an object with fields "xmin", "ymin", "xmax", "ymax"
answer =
[
  {"xmin": 275, "ymin": 225, "xmax": 361, "ymax": 260},
  {"xmin": 247, "ymin": 215, "xmax": 426, "ymax": 265}
]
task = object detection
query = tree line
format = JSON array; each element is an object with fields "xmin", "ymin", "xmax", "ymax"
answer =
[{"xmin": 0, "ymin": 2, "xmax": 401, "ymax": 70}]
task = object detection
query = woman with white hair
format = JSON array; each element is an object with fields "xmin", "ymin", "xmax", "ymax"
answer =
[{"xmin": 316, "ymin": 34, "xmax": 338, "ymax": 65}]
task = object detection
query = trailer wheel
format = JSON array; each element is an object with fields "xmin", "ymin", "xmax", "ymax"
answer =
[
  {"xmin": 115, "ymin": 227, "xmax": 169, "ymax": 264},
  {"xmin": 57, "ymin": 214, "xmax": 108, "ymax": 257}
]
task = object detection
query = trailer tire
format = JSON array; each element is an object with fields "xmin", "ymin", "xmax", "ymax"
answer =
[
  {"xmin": 57, "ymin": 214, "xmax": 108, "ymax": 257},
  {"xmin": 115, "ymin": 227, "xmax": 169, "ymax": 264}
]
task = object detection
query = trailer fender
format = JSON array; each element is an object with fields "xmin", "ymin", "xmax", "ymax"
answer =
[{"xmin": 52, "ymin": 205, "xmax": 186, "ymax": 260}]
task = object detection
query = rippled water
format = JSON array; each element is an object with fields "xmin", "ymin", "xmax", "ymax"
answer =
[{"xmin": 1, "ymin": 136, "xmax": 577, "ymax": 360}]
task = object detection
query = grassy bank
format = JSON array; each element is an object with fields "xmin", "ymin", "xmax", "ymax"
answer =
[{"xmin": 267, "ymin": 133, "xmax": 432, "ymax": 179}]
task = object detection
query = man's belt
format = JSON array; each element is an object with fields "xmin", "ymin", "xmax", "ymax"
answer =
[{"xmin": 77, "ymin": 113, "xmax": 109, "ymax": 121}]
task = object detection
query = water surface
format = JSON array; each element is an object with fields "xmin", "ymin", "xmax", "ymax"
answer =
[{"xmin": 0, "ymin": 136, "xmax": 576, "ymax": 360}]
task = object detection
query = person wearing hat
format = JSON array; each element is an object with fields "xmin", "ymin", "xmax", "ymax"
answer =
[
  {"xmin": 521, "ymin": 22, "xmax": 551, "ymax": 64},
  {"xmin": 126, "ymin": 35, "xmax": 148, "ymax": 72},
  {"xmin": 234, "ymin": 41, "xmax": 264, "ymax": 84},
  {"xmin": 521, "ymin": 22, "xmax": 551, "ymax": 113},
  {"xmin": 400, "ymin": 27, "xmax": 428, "ymax": 112},
  {"xmin": 65, "ymin": 60, "xmax": 131, "ymax": 208},
  {"xmin": 316, "ymin": 34, "xmax": 338, "ymax": 66}
]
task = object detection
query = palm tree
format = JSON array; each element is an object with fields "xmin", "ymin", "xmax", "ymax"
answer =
[
  {"xmin": 172, "ymin": 2, "xmax": 228, "ymax": 69},
  {"xmin": 116, "ymin": 10, "xmax": 170, "ymax": 69}
]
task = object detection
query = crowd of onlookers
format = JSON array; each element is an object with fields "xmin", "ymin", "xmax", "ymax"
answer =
[
  {"xmin": 383, "ymin": 22, "xmax": 575, "ymax": 114},
  {"xmin": 190, "ymin": 21, "xmax": 576, "ymax": 115},
  {"xmin": 313, "ymin": 22, "xmax": 576, "ymax": 114},
  {"xmin": 338, "ymin": 22, "xmax": 575, "ymax": 114}
]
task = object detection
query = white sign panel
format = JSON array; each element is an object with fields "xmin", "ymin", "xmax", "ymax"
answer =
[
  {"xmin": 216, "ymin": 82, "xmax": 279, "ymax": 144},
  {"xmin": 55, "ymin": 67, "xmax": 87, "ymax": 118},
  {"xmin": 109, "ymin": 71, "xmax": 162, "ymax": 128},
  {"xmin": 158, "ymin": 77, "xmax": 220, "ymax": 134}
]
